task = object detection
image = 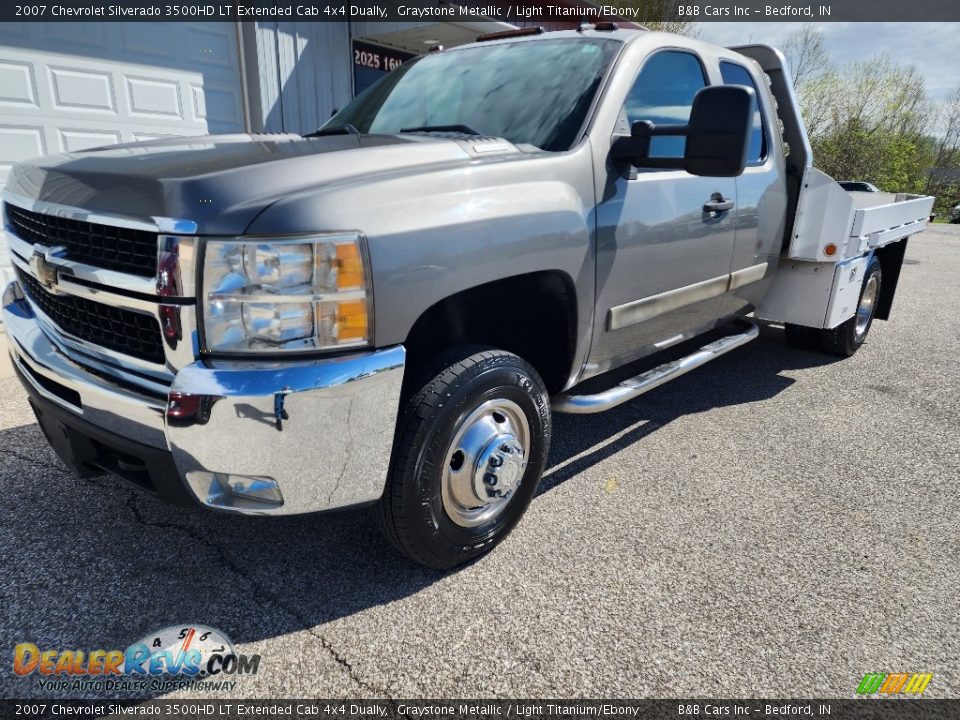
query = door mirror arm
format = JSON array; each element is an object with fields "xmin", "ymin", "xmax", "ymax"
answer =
[{"xmin": 611, "ymin": 85, "xmax": 754, "ymax": 178}]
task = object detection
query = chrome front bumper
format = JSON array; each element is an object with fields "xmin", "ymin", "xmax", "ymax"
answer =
[{"xmin": 3, "ymin": 280, "xmax": 405, "ymax": 515}]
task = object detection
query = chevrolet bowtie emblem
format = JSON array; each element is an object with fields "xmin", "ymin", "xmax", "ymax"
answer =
[{"xmin": 30, "ymin": 246, "xmax": 66, "ymax": 292}]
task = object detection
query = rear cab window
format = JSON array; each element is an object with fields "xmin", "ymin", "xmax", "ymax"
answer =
[{"xmin": 719, "ymin": 61, "xmax": 768, "ymax": 163}]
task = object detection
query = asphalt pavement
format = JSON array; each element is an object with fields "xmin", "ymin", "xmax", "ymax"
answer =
[{"xmin": 0, "ymin": 225, "xmax": 957, "ymax": 699}]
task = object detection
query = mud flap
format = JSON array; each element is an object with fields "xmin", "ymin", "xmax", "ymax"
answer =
[{"xmin": 874, "ymin": 238, "xmax": 908, "ymax": 321}]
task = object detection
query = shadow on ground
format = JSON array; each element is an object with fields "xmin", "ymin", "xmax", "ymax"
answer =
[
  {"xmin": 0, "ymin": 324, "xmax": 836, "ymax": 698},
  {"xmin": 541, "ymin": 323, "xmax": 834, "ymax": 492}
]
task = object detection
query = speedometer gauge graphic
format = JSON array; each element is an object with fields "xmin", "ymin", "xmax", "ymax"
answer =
[{"xmin": 127, "ymin": 625, "xmax": 235, "ymax": 676}]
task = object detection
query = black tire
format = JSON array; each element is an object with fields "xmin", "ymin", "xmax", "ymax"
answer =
[
  {"xmin": 376, "ymin": 347, "xmax": 551, "ymax": 570},
  {"xmin": 783, "ymin": 323, "xmax": 822, "ymax": 350},
  {"xmin": 821, "ymin": 255, "xmax": 882, "ymax": 357}
]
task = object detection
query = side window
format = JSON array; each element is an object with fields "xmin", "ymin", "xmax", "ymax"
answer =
[
  {"xmin": 620, "ymin": 51, "xmax": 707, "ymax": 158},
  {"xmin": 719, "ymin": 61, "xmax": 767, "ymax": 162}
]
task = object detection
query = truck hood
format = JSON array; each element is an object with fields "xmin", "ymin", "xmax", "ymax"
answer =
[{"xmin": 4, "ymin": 132, "xmax": 524, "ymax": 235}]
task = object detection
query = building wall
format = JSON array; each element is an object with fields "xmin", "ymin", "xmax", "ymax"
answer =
[
  {"xmin": 245, "ymin": 21, "xmax": 353, "ymax": 134},
  {"xmin": 0, "ymin": 21, "xmax": 247, "ymax": 301},
  {"xmin": 244, "ymin": 21, "xmax": 429, "ymax": 135},
  {"xmin": 0, "ymin": 19, "xmax": 506, "ymax": 316}
]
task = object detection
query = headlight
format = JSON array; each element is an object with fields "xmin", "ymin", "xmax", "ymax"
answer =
[{"xmin": 201, "ymin": 234, "xmax": 371, "ymax": 353}]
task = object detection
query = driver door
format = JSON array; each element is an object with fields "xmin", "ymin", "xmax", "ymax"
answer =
[{"xmin": 588, "ymin": 50, "xmax": 736, "ymax": 377}]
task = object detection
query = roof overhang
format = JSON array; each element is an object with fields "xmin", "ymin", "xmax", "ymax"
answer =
[{"xmin": 356, "ymin": 21, "xmax": 517, "ymax": 55}]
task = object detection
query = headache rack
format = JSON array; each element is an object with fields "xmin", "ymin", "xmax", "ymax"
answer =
[{"xmin": 732, "ymin": 43, "xmax": 935, "ymax": 332}]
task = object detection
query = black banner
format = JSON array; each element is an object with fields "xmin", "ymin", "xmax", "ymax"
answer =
[
  {"xmin": 3, "ymin": 0, "xmax": 960, "ymax": 23},
  {"xmin": 2, "ymin": 700, "xmax": 960, "ymax": 720}
]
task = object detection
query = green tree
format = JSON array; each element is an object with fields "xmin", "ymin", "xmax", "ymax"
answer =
[{"xmin": 782, "ymin": 25, "xmax": 937, "ymax": 193}]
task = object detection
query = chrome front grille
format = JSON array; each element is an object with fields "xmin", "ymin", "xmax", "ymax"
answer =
[
  {"xmin": 4, "ymin": 192, "xmax": 199, "ymax": 388},
  {"xmin": 16, "ymin": 268, "xmax": 165, "ymax": 364},
  {"xmin": 5, "ymin": 202, "xmax": 158, "ymax": 278}
]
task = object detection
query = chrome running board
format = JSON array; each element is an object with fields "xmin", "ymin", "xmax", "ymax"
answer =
[{"xmin": 552, "ymin": 320, "xmax": 759, "ymax": 414}]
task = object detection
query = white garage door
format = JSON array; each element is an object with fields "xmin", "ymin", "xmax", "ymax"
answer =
[{"xmin": 0, "ymin": 21, "xmax": 246, "ymax": 294}]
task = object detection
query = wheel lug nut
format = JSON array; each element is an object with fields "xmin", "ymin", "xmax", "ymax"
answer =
[
  {"xmin": 483, "ymin": 473, "xmax": 498, "ymax": 486},
  {"xmin": 500, "ymin": 444, "xmax": 513, "ymax": 454},
  {"xmin": 488, "ymin": 455, "xmax": 503, "ymax": 467}
]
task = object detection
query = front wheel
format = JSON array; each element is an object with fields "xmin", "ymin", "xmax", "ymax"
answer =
[{"xmin": 376, "ymin": 348, "xmax": 551, "ymax": 569}]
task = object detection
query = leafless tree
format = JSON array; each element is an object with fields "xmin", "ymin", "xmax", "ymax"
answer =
[
  {"xmin": 931, "ymin": 88, "xmax": 960, "ymax": 169},
  {"xmin": 925, "ymin": 88, "xmax": 960, "ymax": 199},
  {"xmin": 783, "ymin": 24, "xmax": 829, "ymax": 86},
  {"xmin": 831, "ymin": 56, "xmax": 931, "ymax": 137},
  {"xmin": 795, "ymin": 72, "xmax": 841, "ymax": 139}
]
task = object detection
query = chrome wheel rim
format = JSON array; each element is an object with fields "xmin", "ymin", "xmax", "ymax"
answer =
[
  {"xmin": 855, "ymin": 273, "xmax": 879, "ymax": 340},
  {"xmin": 440, "ymin": 398, "xmax": 530, "ymax": 528}
]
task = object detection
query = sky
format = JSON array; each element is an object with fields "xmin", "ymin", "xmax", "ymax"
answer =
[{"xmin": 698, "ymin": 23, "xmax": 960, "ymax": 101}]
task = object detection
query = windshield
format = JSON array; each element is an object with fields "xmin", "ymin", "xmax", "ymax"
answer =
[{"xmin": 323, "ymin": 38, "xmax": 621, "ymax": 152}]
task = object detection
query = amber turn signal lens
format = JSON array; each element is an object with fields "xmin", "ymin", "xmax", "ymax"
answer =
[
  {"xmin": 824, "ymin": 243, "xmax": 837, "ymax": 256},
  {"xmin": 337, "ymin": 300, "xmax": 369, "ymax": 341},
  {"xmin": 336, "ymin": 243, "xmax": 364, "ymax": 289}
]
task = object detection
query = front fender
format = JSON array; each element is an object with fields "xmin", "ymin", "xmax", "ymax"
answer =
[{"xmin": 245, "ymin": 145, "xmax": 598, "ymax": 369}]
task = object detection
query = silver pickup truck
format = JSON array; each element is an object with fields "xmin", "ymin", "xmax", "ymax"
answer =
[{"xmin": 1, "ymin": 27, "xmax": 934, "ymax": 569}]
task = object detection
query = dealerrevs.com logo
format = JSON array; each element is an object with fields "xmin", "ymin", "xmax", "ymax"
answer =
[
  {"xmin": 13, "ymin": 625, "xmax": 260, "ymax": 693},
  {"xmin": 856, "ymin": 672, "xmax": 934, "ymax": 696}
]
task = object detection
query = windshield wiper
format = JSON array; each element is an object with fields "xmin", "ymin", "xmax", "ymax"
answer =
[
  {"xmin": 303, "ymin": 124, "xmax": 359, "ymax": 138},
  {"xmin": 400, "ymin": 124, "xmax": 482, "ymax": 136}
]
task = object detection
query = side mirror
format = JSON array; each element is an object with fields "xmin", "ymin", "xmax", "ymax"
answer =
[{"xmin": 611, "ymin": 85, "xmax": 754, "ymax": 177}]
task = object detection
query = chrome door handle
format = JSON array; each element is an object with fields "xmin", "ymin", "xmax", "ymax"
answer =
[{"xmin": 703, "ymin": 195, "xmax": 734, "ymax": 215}]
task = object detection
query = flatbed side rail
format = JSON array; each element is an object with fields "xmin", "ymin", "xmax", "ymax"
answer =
[{"xmin": 788, "ymin": 168, "xmax": 934, "ymax": 262}]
